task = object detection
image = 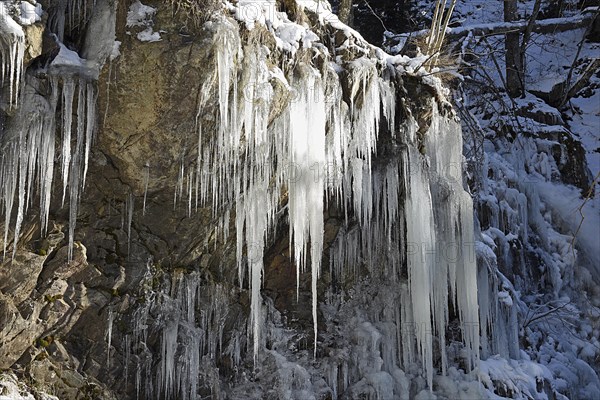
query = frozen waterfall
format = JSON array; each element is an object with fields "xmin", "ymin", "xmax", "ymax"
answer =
[
  {"xmin": 185, "ymin": 6, "xmax": 482, "ymax": 391},
  {"xmin": 1, "ymin": 0, "xmax": 486, "ymax": 396}
]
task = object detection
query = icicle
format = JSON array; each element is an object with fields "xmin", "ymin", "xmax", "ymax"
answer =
[
  {"xmin": 404, "ymin": 148, "xmax": 435, "ymax": 389},
  {"xmin": 187, "ymin": 169, "xmax": 193, "ymax": 218},
  {"xmin": 124, "ymin": 334, "xmax": 130, "ymax": 387},
  {"xmin": 287, "ymin": 68, "xmax": 327, "ymax": 355},
  {"xmin": 61, "ymin": 78, "xmax": 75, "ymax": 207},
  {"xmin": 127, "ymin": 192, "xmax": 134, "ymax": 257},
  {"xmin": 12, "ymin": 124, "xmax": 27, "ymax": 259},
  {"xmin": 121, "ymin": 200, "xmax": 125, "ymax": 230},
  {"xmin": 67, "ymin": 79, "xmax": 86, "ymax": 261},
  {"xmin": 40, "ymin": 80, "xmax": 60, "ymax": 236},
  {"xmin": 1, "ymin": 79, "xmax": 60, "ymax": 256},
  {"xmin": 142, "ymin": 162, "xmax": 149, "ymax": 215},
  {"xmin": 0, "ymin": 3, "xmax": 25, "ymax": 108},
  {"xmin": 106, "ymin": 308, "xmax": 114, "ymax": 368},
  {"xmin": 2, "ymin": 144, "xmax": 17, "ymax": 257},
  {"xmin": 47, "ymin": 0, "xmax": 67, "ymax": 41},
  {"xmin": 174, "ymin": 158, "xmax": 184, "ymax": 209},
  {"xmin": 82, "ymin": 82, "xmax": 96, "ymax": 190},
  {"xmin": 424, "ymin": 105, "xmax": 480, "ymax": 371},
  {"xmin": 183, "ymin": 15, "xmax": 481, "ymax": 387},
  {"xmin": 159, "ymin": 317, "xmax": 179, "ymax": 400}
]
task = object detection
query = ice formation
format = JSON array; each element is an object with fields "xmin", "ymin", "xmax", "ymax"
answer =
[
  {"xmin": 125, "ymin": 268, "xmax": 238, "ymax": 400},
  {"xmin": 45, "ymin": 0, "xmax": 97, "ymax": 42},
  {"xmin": 126, "ymin": 191, "xmax": 134, "ymax": 257},
  {"xmin": 107, "ymin": 307, "xmax": 114, "ymax": 368},
  {"xmin": 177, "ymin": 2, "xmax": 482, "ymax": 390},
  {"xmin": 1, "ymin": 2, "xmax": 97, "ymax": 260},
  {"xmin": 0, "ymin": 1, "xmax": 25, "ymax": 107}
]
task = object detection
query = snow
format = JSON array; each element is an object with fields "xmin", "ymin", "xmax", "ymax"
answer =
[
  {"xmin": 137, "ymin": 27, "xmax": 161, "ymax": 42},
  {"xmin": 456, "ymin": 15, "xmax": 599, "ymax": 400},
  {"xmin": 479, "ymin": 356, "xmax": 554, "ymax": 399},
  {"xmin": 19, "ymin": 1, "xmax": 42, "ymax": 25},
  {"xmin": 52, "ymin": 41, "xmax": 86, "ymax": 67},
  {"xmin": 126, "ymin": 0, "xmax": 156, "ymax": 27},
  {"xmin": 525, "ymin": 28, "xmax": 589, "ymax": 94},
  {"xmin": 235, "ymin": 0, "xmax": 277, "ymax": 30},
  {"xmin": 534, "ymin": 179, "xmax": 600, "ymax": 278},
  {"xmin": 110, "ymin": 40, "xmax": 121, "ymax": 61},
  {"xmin": 567, "ymin": 72, "xmax": 600, "ymax": 176},
  {"xmin": 231, "ymin": 0, "xmax": 324, "ymax": 54},
  {"xmin": 126, "ymin": 0, "xmax": 160, "ymax": 42}
]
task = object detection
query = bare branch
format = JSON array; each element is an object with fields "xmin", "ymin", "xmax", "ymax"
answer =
[
  {"xmin": 569, "ymin": 171, "xmax": 600, "ymax": 256},
  {"xmin": 560, "ymin": 7, "xmax": 600, "ymax": 107},
  {"xmin": 391, "ymin": 10, "xmax": 598, "ymax": 44}
]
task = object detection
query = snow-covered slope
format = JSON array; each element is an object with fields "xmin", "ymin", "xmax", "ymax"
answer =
[{"xmin": 429, "ymin": 1, "xmax": 600, "ymax": 398}]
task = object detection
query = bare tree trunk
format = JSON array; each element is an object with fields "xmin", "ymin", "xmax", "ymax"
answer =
[
  {"xmin": 339, "ymin": 0, "xmax": 354, "ymax": 26},
  {"xmin": 520, "ymin": 0, "xmax": 542, "ymax": 95},
  {"xmin": 504, "ymin": 0, "xmax": 523, "ymax": 98}
]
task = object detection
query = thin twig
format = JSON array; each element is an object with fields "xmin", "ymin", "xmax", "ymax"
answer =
[
  {"xmin": 560, "ymin": 8, "xmax": 600, "ymax": 107},
  {"xmin": 569, "ymin": 171, "xmax": 599, "ymax": 255},
  {"xmin": 523, "ymin": 301, "xmax": 571, "ymax": 328},
  {"xmin": 362, "ymin": 0, "xmax": 388, "ymax": 33}
]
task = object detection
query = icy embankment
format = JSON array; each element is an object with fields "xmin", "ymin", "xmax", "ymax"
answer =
[{"xmin": 434, "ymin": 1, "xmax": 600, "ymax": 397}]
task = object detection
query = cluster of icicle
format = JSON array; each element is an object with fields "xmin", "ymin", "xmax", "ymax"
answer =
[
  {"xmin": 176, "ymin": 10, "xmax": 482, "ymax": 389},
  {"xmin": 0, "ymin": 77, "xmax": 96, "ymax": 260},
  {"xmin": 47, "ymin": 0, "xmax": 97, "ymax": 42},
  {"xmin": 122, "ymin": 267, "xmax": 238, "ymax": 400},
  {"xmin": 326, "ymin": 106, "xmax": 481, "ymax": 389},
  {"xmin": 0, "ymin": 1, "xmax": 25, "ymax": 108},
  {"xmin": 0, "ymin": 1, "xmax": 97, "ymax": 261}
]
